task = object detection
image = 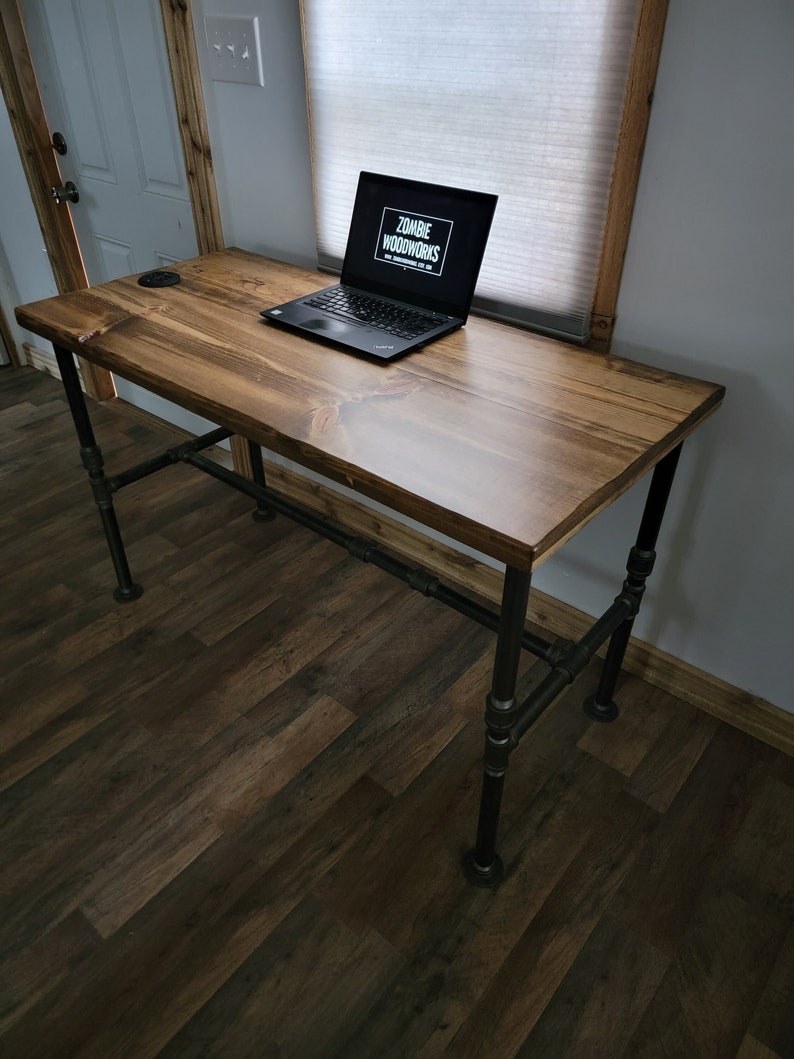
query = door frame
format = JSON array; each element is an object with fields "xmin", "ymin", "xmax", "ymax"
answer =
[
  {"xmin": 0, "ymin": 0, "xmax": 223, "ymax": 400},
  {"xmin": 0, "ymin": 298, "xmax": 18, "ymax": 366}
]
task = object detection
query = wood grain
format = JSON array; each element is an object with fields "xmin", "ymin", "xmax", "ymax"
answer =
[
  {"xmin": 590, "ymin": 0, "xmax": 670, "ymax": 352},
  {"xmin": 158, "ymin": 0, "xmax": 225, "ymax": 256},
  {"xmin": 0, "ymin": 301, "xmax": 19, "ymax": 367},
  {"xmin": 39, "ymin": 383, "xmax": 789, "ymax": 754},
  {"xmin": 14, "ymin": 248, "xmax": 724, "ymax": 572},
  {"xmin": 0, "ymin": 367, "xmax": 790, "ymax": 1057}
]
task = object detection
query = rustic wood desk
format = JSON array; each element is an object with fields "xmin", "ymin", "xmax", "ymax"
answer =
[{"xmin": 16, "ymin": 248, "xmax": 724, "ymax": 886}]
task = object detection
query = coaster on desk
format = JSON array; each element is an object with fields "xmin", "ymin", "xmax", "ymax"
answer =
[{"xmin": 138, "ymin": 270, "xmax": 181, "ymax": 288}]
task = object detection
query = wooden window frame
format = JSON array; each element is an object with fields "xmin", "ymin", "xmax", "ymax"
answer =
[
  {"xmin": 1, "ymin": 0, "xmax": 667, "ymax": 373},
  {"xmin": 589, "ymin": 0, "xmax": 669, "ymax": 352}
]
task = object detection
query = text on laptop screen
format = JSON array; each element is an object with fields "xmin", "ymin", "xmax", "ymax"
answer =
[
  {"xmin": 341, "ymin": 173, "xmax": 497, "ymax": 319},
  {"xmin": 375, "ymin": 208, "xmax": 453, "ymax": 276}
]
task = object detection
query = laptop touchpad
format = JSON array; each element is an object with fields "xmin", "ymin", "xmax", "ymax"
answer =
[{"xmin": 303, "ymin": 317, "xmax": 364, "ymax": 333}]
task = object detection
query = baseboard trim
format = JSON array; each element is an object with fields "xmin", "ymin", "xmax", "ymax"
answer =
[
  {"xmin": 272, "ymin": 464, "xmax": 792, "ymax": 755},
  {"xmin": 104, "ymin": 396, "xmax": 793, "ymax": 757},
  {"xmin": 23, "ymin": 342, "xmax": 86, "ymax": 391},
  {"xmin": 523, "ymin": 592, "xmax": 793, "ymax": 756}
]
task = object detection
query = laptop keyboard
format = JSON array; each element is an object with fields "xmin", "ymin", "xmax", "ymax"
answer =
[{"xmin": 306, "ymin": 288, "xmax": 446, "ymax": 340}]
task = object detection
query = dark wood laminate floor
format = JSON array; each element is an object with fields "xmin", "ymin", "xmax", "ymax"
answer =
[{"xmin": 1, "ymin": 365, "xmax": 792, "ymax": 1059}]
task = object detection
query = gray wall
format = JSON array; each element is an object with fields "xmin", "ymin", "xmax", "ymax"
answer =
[
  {"xmin": 537, "ymin": 0, "xmax": 794, "ymax": 710},
  {"xmin": 191, "ymin": 0, "xmax": 316, "ymax": 266},
  {"xmin": 2, "ymin": 0, "xmax": 791, "ymax": 710}
]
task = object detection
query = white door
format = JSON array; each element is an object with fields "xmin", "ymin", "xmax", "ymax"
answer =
[{"xmin": 21, "ymin": 0, "xmax": 198, "ymax": 284}]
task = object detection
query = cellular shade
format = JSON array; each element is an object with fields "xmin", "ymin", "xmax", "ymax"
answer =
[{"xmin": 300, "ymin": 0, "xmax": 639, "ymax": 341}]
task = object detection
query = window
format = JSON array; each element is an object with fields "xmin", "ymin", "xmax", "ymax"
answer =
[{"xmin": 300, "ymin": 0, "xmax": 657, "ymax": 344}]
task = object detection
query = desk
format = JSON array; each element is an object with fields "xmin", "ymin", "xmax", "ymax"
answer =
[{"xmin": 16, "ymin": 248, "xmax": 724, "ymax": 885}]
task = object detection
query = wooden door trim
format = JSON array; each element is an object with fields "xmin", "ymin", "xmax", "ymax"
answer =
[
  {"xmin": 0, "ymin": 298, "xmax": 20, "ymax": 366},
  {"xmin": 0, "ymin": 0, "xmax": 227, "ymax": 402},
  {"xmin": 0, "ymin": 0, "xmax": 113, "ymax": 397},
  {"xmin": 158, "ymin": 0, "xmax": 224, "ymax": 256}
]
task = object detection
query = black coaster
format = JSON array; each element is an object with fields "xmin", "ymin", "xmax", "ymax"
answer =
[{"xmin": 138, "ymin": 270, "xmax": 181, "ymax": 288}]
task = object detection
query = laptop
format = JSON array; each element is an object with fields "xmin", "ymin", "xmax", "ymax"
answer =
[{"xmin": 260, "ymin": 171, "xmax": 497, "ymax": 361}]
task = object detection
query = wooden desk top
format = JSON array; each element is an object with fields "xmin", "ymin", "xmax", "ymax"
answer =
[{"xmin": 16, "ymin": 248, "xmax": 724, "ymax": 572}]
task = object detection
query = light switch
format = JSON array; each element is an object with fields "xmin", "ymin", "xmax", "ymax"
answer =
[{"xmin": 204, "ymin": 15, "xmax": 264, "ymax": 86}]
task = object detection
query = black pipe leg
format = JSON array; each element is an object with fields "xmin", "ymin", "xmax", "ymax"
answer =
[
  {"xmin": 584, "ymin": 444, "xmax": 683, "ymax": 722},
  {"xmin": 464, "ymin": 565, "xmax": 531, "ymax": 887},
  {"xmin": 54, "ymin": 345, "xmax": 142, "ymax": 602},
  {"xmin": 583, "ymin": 626, "xmax": 627, "ymax": 722},
  {"xmin": 247, "ymin": 439, "xmax": 277, "ymax": 522}
]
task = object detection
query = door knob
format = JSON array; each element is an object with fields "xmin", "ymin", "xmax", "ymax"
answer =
[{"xmin": 51, "ymin": 181, "xmax": 79, "ymax": 204}]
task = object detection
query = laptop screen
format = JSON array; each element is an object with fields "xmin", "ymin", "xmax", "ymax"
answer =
[{"xmin": 341, "ymin": 172, "xmax": 498, "ymax": 320}]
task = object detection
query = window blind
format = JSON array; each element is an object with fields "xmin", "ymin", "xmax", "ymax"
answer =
[{"xmin": 300, "ymin": 0, "xmax": 640, "ymax": 342}]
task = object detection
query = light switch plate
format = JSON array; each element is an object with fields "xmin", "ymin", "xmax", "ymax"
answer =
[{"xmin": 204, "ymin": 14, "xmax": 264, "ymax": 86}]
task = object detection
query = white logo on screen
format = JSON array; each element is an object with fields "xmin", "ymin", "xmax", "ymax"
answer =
[{"xmin": 375, "ymin": 208, "xmax": 454, "ymax": 276}]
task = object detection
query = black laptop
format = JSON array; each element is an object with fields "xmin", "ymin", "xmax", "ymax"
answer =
[{"xmin": 260, "ymin": 171, "xmax": 497, "ymax": 361}]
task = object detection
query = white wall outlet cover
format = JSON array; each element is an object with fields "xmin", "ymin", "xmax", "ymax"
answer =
[{"xmin": 204, "ymin": 14, "xmax": 264, "ymax": 87}]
